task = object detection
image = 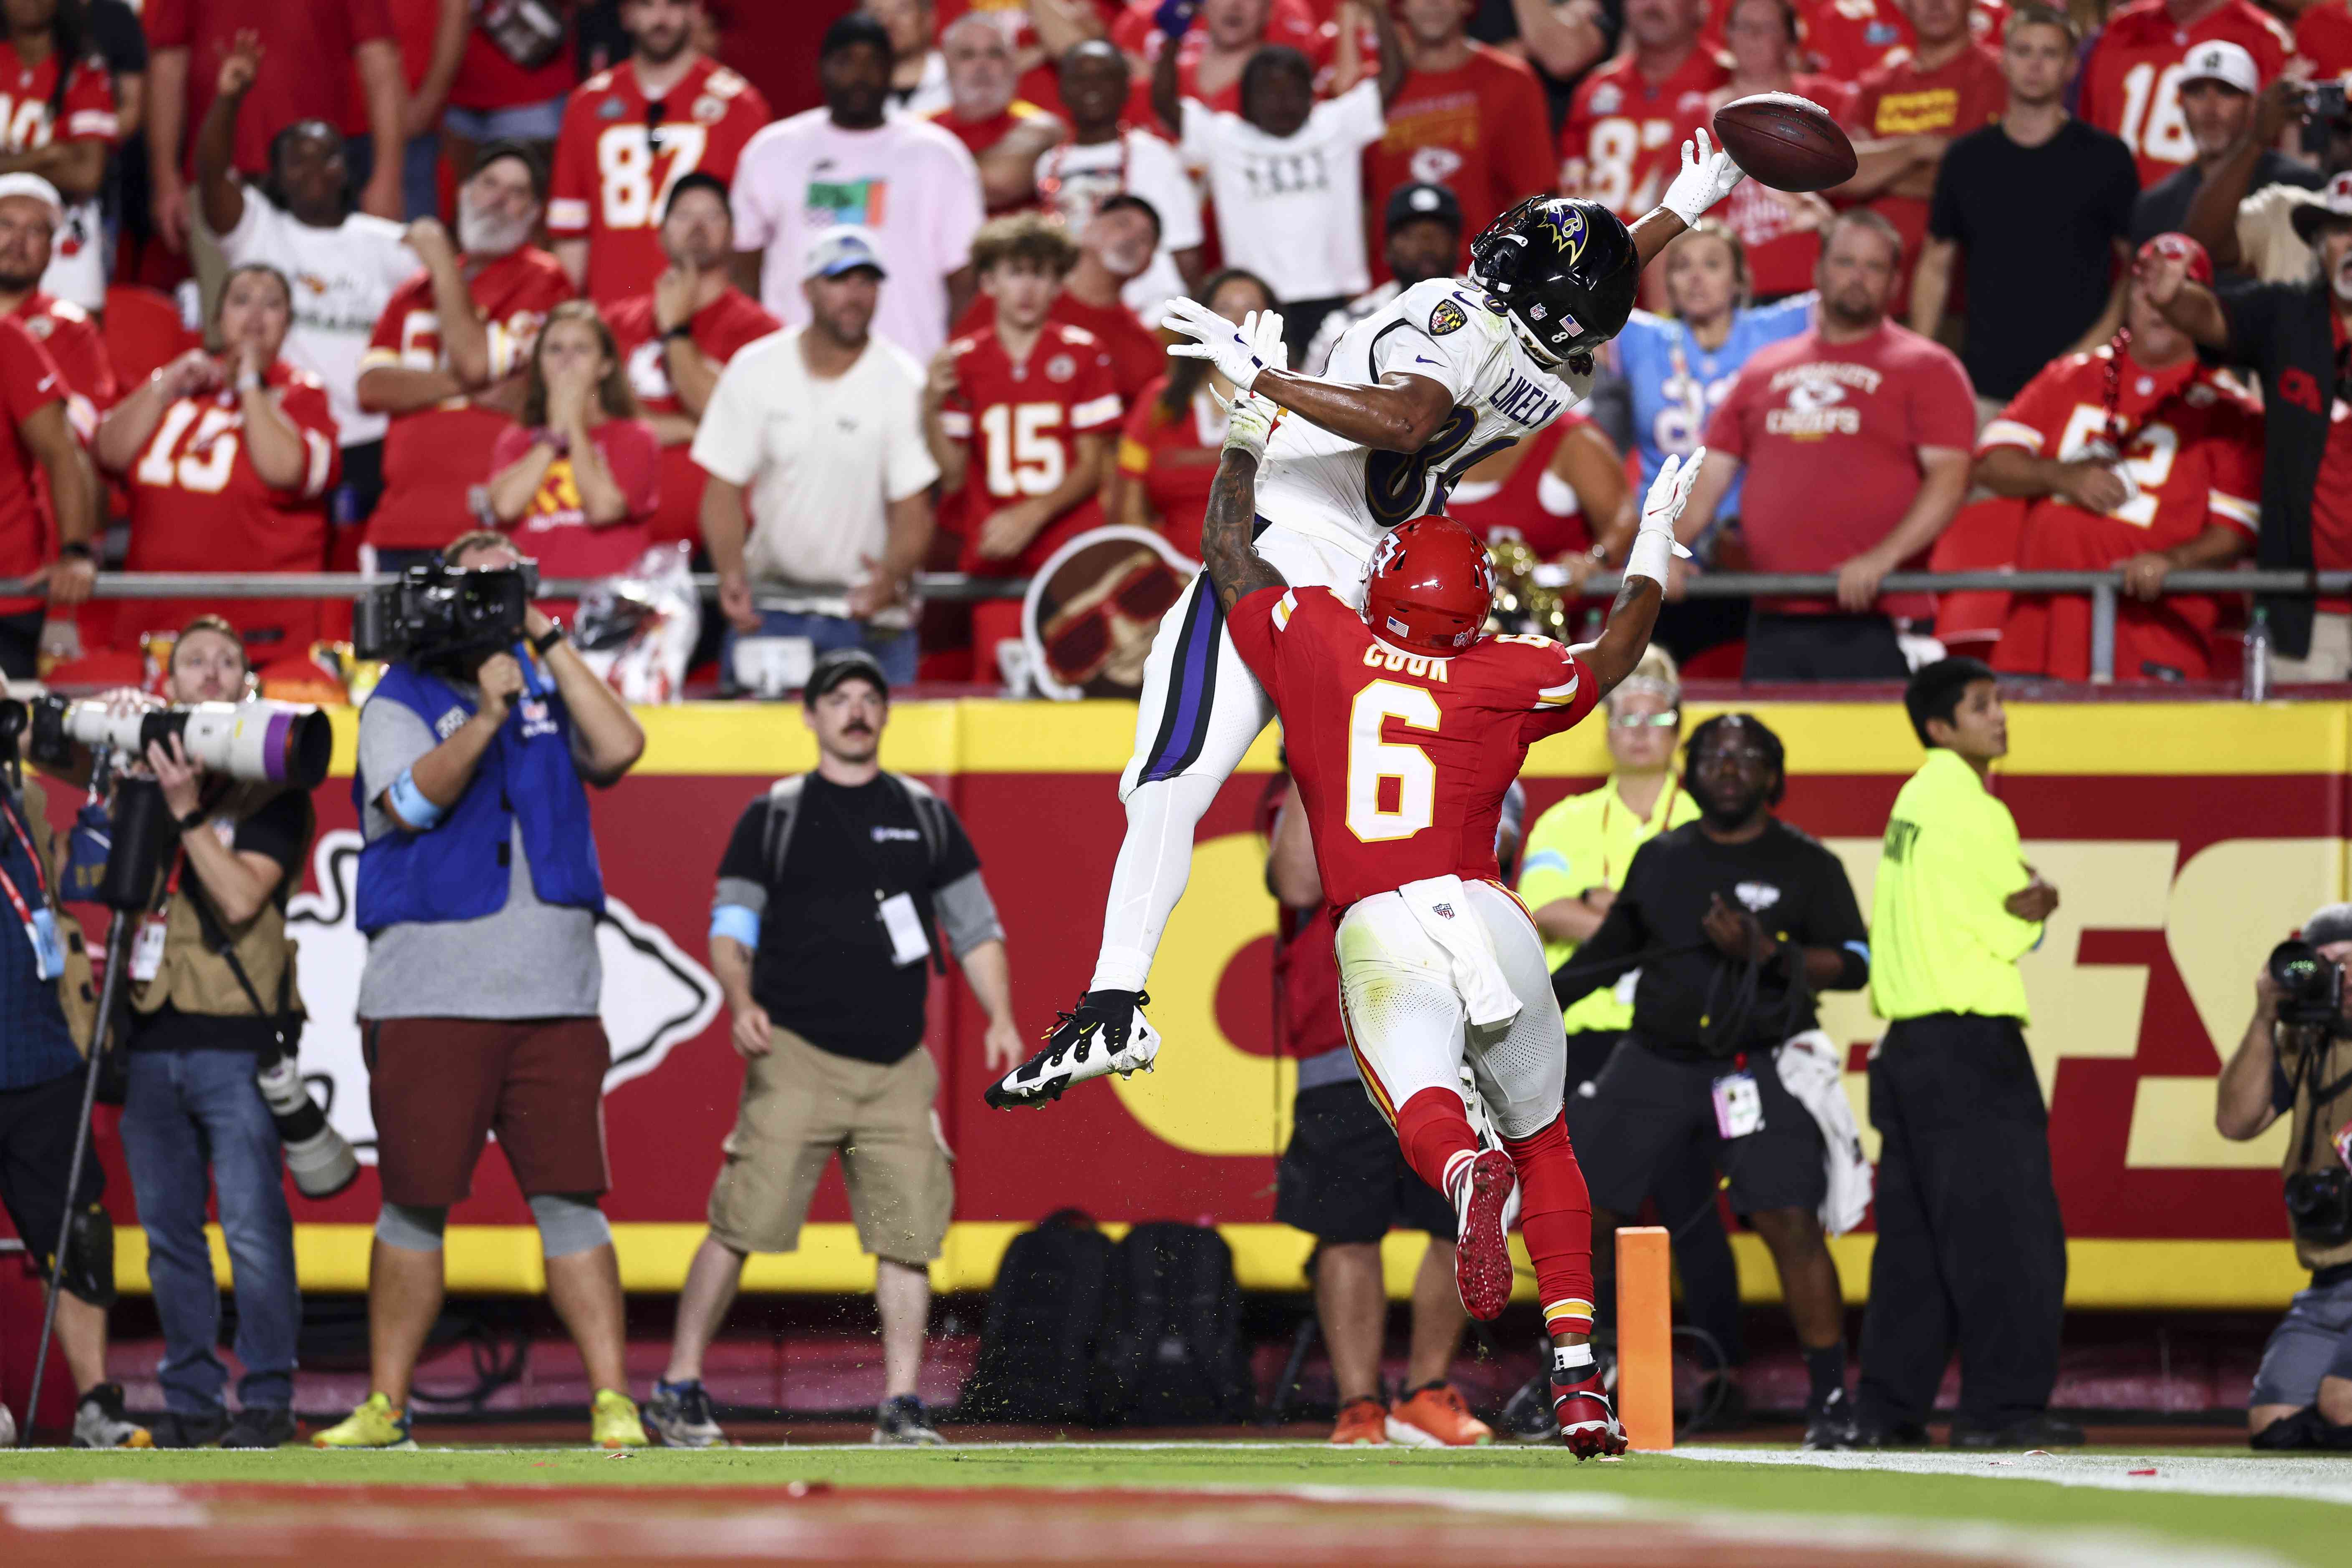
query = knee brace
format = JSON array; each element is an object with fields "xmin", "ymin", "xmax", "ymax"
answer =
[
  {"xmin": 58, "ymin": 1203, "xmax": 116, "ymax": 1307},
  {"xmin": 528, "ymin": 1192, "xmax": 612, "ymax": 1259},
  {"xmin": 374, "ymin": 1201, "xmax": 448, "ymax": 1252}
]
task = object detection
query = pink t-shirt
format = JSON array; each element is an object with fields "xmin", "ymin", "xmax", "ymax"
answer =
[
  {"xmin": 489, "ymin": 417, "xmax": 661, "ymax": 580},
  {"xmin": 1704, "ymin": 321, "xmax": 1976, "ymax": 616}
]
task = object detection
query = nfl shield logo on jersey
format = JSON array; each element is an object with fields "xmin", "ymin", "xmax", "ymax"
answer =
[{"xmin": 1434, "ymin": 903, "xmax": 1455, "ymax": 919}]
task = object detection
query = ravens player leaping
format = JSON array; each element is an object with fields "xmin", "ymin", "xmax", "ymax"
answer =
[{"xmin": 988, "ymin": 134, "xmax": 1747, "ymax": 1110}]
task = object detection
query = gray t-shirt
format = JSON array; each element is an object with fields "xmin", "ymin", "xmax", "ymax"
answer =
[{"xmin": 354, "ymin": 692, "xmax": 602, "ymax": 1021}]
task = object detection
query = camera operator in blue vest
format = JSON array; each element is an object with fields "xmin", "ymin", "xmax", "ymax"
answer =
[{"xmin": 315, "ymin": 529, "xmax": 647, "ymax": 1452}]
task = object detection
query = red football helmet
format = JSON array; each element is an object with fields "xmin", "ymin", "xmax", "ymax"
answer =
[{"xmin": 1363, "ymin": 516, "xmax": 1496, "ymax": 656}]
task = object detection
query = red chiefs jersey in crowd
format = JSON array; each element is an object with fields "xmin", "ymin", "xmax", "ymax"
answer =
[
  {"xmin": 1703, "ymin": 320, "xmax": 1977, "ymax": 618},
  {"xmin": 1698, "ymin": 0, "xmax": 2010, "ymax": 80},
  {"xmin": 1844, "ymin": 43, "xmax": 2003, "ymax": 306},
  {"xmin": 0, "ymin": 317, "xmax": 63, "ymax": 616},
  {"xmin": 1365, "ymin": 45, "xmax": 1554, "ymax": 278},
  {"xmin": 548, "ymin": 56, "xmax": 772, "ymax": 305},
  {"xmin": 1981, "ymin": 346, "xmax": 2261, "ymax": 680},
  {"xmin": 1559, "ymin": 47, "xmax": 1731, "ymax": 224},
  {"xmin": 1444, "ymin": 410, "xmax": 1603, "ymax": 560},
  {"xmin": 13, "ymin": 293, "xmax": 115, "ymax": 442},
  {"xmin": 2296, "ymin": 2, "xmax": 2352, "ymax": 80},
  {"xmin": 148, "ymin": 0, "xmax": 392, "ymax": 175},
  {"xmin": 606, "ymin": 287, "xmax": 779, "ymax": 546},
  {"xmin": 0, "ymin": 39, "xmax": 116, "ymax": 154},
  {"xmin": 361, "ymin": 247, "xmax": 574, "ymax": 552},
  {"xmin": 488, "ymin": 417, "xmax": 662, "ymax": 581},
  {"xmin": 120, "ymin": 364, "xmax": 341, "ymax": 652},
  {"xmin": 937, "ymin": 318, "xmax": 1123, "ymax": 573},
  {"xmin": 1115, "ymin": 374, "xmax": 1220, "ymax": 559},
  {"xmin": 953, "ymin": 287, "xmax": 1166, "ymax": 406},
  {"xmin": 1113, "ymin": 0, "xmax": 1332, "ymax": 115},
  {"xmin": 1227, "ymin": 584, "xmax": 1598, "ymax": 914},
  {"xmin": 925, "ymin": 100, "xmax": 1058, "ymax": 213},
  {"xmin": 2079, "ymin": 0, "xmax": 2293, "ymax": 187}
]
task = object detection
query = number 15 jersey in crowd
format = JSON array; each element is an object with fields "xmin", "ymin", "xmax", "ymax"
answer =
[
  {"xmin": 1225, "ymin": 583, "xmax": 1598, "ymax": 914},
  {"xmin": 1256, "ymin": 278, "xmax": 1587, "ymax": 561}
]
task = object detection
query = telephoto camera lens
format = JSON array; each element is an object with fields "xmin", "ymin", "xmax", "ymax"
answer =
[{"xmin": 256, "ymin": 1054, "xmax": 359, "ymax": 1198}]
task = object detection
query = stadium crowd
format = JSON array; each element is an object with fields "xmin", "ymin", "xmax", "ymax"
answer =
[{"xmin": 0, "ymin": 0, "xmax": 2334, "ymax": 690}]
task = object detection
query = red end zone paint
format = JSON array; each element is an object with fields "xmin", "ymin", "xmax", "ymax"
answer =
[{"xmin": 0, "ymin": 1480, "xmax": 2034, "ymax": 1568}]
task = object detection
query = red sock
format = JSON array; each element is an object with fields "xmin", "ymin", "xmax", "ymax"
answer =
[
  {"xmin": 1393, "ymin": 1087, "xmax": 1481, "ymax": 1202},
  {"xmin": 1501, "ymin": 1113, "xmax": 1594, "ymax": 1338}
]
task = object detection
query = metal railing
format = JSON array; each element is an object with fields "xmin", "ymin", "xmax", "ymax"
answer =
[{"xmin": 22, "ymin": 567, "xmax": 2352, "ymax": 686}]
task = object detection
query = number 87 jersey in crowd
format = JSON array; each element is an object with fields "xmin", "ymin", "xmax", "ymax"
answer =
[{"xmin": 1254, "ymin": 275, "xmax": 1592, "ymax": 564}]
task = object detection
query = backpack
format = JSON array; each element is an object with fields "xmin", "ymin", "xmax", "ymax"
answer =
[
  {"xmin": 1094, "ymin": 1221, "xmax": 1253, "ymax": 1427},
  {"xmin": 958, "ymin": 1209, "xmax": 1116, "ymax": 1425},
  {"xmin": 758, "ymin": 771, "xmax": 956, "ymax": 973}
]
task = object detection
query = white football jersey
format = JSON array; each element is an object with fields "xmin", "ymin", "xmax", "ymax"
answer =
[{"xmin": 1258, "ymin": 277, "xmax": 1592, "ymax": 558}]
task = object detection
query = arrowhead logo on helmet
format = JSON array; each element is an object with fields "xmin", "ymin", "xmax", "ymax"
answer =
[{"xmin": 1363, "ymin": 518, "xmax": 1498, "ymax": 658}]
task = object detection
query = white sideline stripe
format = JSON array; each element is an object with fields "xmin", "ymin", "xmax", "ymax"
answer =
[{"xmin": 1675, "ymin": 1445, "xmax": 2352, "ymax": 1507}]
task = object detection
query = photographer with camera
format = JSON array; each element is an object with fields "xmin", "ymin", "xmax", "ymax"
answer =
[
  {"xmin": 106, "ymin": 617, "xmax": 322, "ymax": 1449},
  {"xmin": 0, "ymin": 708, "xmax": 143, "ymax": 1447},
  {"xmin": 2217, "ymin": 906, "xmax": 2352, "ymax": 1450},
  {"xmin": 316, "ymin": 530, "xmax": 647, "ymax": 1451}
]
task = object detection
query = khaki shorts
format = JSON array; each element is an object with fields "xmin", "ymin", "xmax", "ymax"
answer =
[{"xmin": 706, "ymin": 1027, "xmax": 952, "ymax": 1265}]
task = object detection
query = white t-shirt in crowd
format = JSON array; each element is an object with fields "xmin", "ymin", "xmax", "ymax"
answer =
[
  {"xmin": 689, "ymin": 325, "xmax": 939, "ymax": 626},
  {"xmin": 731, "ymin": 108, "xmax": 985, "ymax": 363},
  {"xmin": 217, "ymin": 192, "xmax": 417, "ymax": 447},
  {"xmin": 1036, "ymin": 129, "xmax": 1205, "ymax": 325},
  {"xmin": 1180, "ymin": 80, "xmax": 1385, "ymax": 303}
]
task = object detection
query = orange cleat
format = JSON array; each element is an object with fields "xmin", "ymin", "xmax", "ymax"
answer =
[
  {"xmin": 1386, "ymin": 1382, "xmax": 1494, "ymax": 1447},
  {"xmin": 1329, "ymin": 1396, "xmax": 1390, "ymax": 1446}
]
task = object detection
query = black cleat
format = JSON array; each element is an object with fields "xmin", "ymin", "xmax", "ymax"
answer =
[{"xmin": 985, "ymin": 990, "xmax": 1160, "ymax": 1108}]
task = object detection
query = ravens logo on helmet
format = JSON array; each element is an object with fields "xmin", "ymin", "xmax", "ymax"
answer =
[{"xmin": 1469, "ymin": 196, "xmax": 1637, "ymax": 369}]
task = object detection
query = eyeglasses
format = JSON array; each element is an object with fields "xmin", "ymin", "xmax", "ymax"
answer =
[{"xmin": 1609, "ymin": 711, "xmax": 1680, "ymax": 730}]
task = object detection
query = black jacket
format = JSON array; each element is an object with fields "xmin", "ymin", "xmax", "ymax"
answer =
[{"xmin": 2218, "ymin": 277, "xmax": 2338, "ymax": 659}]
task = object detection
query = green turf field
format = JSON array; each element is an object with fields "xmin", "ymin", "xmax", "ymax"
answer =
[{"xmin": 5, "ymin": 1442, "xmax": 2348, "ymax": 1566}]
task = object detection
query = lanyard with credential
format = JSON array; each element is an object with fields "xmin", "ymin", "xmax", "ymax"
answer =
[{"xmin": 0, "ymin": 792, "xmax": 65, "ymax": 980}]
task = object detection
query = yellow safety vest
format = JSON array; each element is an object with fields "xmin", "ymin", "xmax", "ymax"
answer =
[
  {"xmin": 1518, "ymin": 773, "xmax": 1699, "ymax": 1033},
  {"xmin": 1869, "ymin": 747, "xmax": 2040, "ymax": 1023}
]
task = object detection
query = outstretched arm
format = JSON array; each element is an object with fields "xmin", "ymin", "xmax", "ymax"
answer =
[
  {"xmin": 1570, "ymin": 450, "xmax": 1699, "ymax": 696},
  {"xmin": 1632, "ymin": 129, "xmax": 1746, "ymax": 272},
  {"xmin": 1200, "ymin": 392, "xmax": 1290, "ymax": 615},
  {"xmin": 1165, "ymin": 295, "xmax": 1455, "ymax": 452}
]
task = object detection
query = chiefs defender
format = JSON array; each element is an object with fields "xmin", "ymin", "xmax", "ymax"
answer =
[
  {"xmin": 1197, "ymin": 343, "xmax": 1699, "ymax": 1456},
  {"xmin": 1978, "ymin": 234, "xmax": 2260, "ymax": 681},
  {"xmin": 925, "ymin": 212, "xmax": 1122, "ymax": 682}
]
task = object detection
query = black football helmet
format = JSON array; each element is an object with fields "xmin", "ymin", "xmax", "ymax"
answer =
[{"xmin": 1467, "ymin": 196, "xmax": 1638, "ymax": 368}]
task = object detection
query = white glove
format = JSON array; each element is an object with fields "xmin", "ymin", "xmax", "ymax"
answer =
[
  {"xmin": 1164, "ymin": 298, "xmax": 1287, "ymax": 391},
  {"xmin": 1660, "ymin": 127, "xmax": 1745, "ymax": 228},
  {"xmin": 1223, "ymin": 388, "xmax": 1284, "ymax": 461},
  {"xmin": 1625, "ymin": 448, "xmax": 1700, "ymax": 586}
]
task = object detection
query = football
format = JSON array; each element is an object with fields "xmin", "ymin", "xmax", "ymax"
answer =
[{"xmin": 1710, "ymin": 92, "xmax": 1857, "ymax": 193}]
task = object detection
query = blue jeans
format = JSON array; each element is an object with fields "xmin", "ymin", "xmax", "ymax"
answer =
[
  {"xmin": 344, "ymin": 130, "xmax": 445, "ymax": 221},
  {"xmin": 120, "ymin": 1050, "xmax": 301, "ymax": 1415},
  {"xmin": 721, "ymin": 609, "xmax": 918, "ymax": 695},
  {"xmin": 442, "ymin": 99, "xmax": 568, "ymax": 144}
]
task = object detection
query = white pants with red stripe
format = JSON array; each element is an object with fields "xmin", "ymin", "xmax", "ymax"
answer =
[{"xmin": 1334, "ymin": 879, "xmax": 1566, "ymax": 1141}]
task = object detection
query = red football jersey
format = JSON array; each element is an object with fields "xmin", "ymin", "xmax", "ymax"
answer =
[
  {"xmin": 0, "ymin": 316, "xmax": 62, "ymax": 614},
  {"xmin": 488, "ymin": 417, "xmax": 662, "ymax": 579},
  {"xmin": 950, "ymin": 288, "xmax": 1167, "ymax": 407},
  {"xmin": 1559, "ymin": 48, "xmax": 1732, "ymax": 223},
  {"xmin": 937, "ymin": 319, "xmax": 1123, "ymax": 574},
  {"xmin": 1115, "ymin": 376, "xmax": 1220, "ymax": 560},
  {"xmin": 148, "ymin": 0, "xmax": 391, "ymax": 174},
  {"xmin": 548, "ymin": 57, "xmax": 773, "ymax": 307},
  {"xmin": 119, "ymin": 365, "xmax": 341, "ymax": 652},
  {"xmin": 1844, "ymin": 43, "xmax": 2004, "ymax": 307},
  {"xmin": 606, "ymin": 287, "xmax": 780, "ymax": 547},
  {"xmin": 361, "ymin": 247, "xmax": 575, "ymax": 551},
  {"xmin": 1228, "ymin": 585, "xmax": 1599, "ymax": 913},
  {"xmin": 1985, "ymin": 349, "xmax": 2261, "ymax": 681},
  {"xmin": 1699, "ymin": 0, "xmax": 2009, "ymax": 80},
  {"xmin": 1445, "ymin": 410, "xmax": 1602, "ymax": 561},
  {"xmin": 15, "ymin": 293, "xmax": 117, "ymax": 442},
  {"xmin": 2297, "ymin": 3, "xmax": 2352, "ymax": 80},
  {"xmin": 2080, "ymin": 0, "xmax": 2294, "ymax": 186},
  {"xmin": 0, "ymin": 41, "xmax": 116, "ymax": 154},
  {"xmin": 1365, "ymin": 46, "xmax": 1555, "ymax": 279}
]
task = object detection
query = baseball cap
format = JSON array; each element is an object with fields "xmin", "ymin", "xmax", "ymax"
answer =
[
  {"xmin": 2137, "ymin": 231, "xmax": 2213, "ymax": 286},
  {"xmin": 1385, "ymin": 182, "xmax": 1463, "ymax": 236},
  {"xmin": 2179, "ymin": 40, "xmax": 2259, "ymax": 96},
  {"xmin": 2305, "ymin": 903, "xmax": 2352, "ymax": 948},
  {"xmin": 804, "ymin": 224, "xmax": 888, "ymax": 281},
  {"xmin": 0, "ymin": 173, "xmax": 62, "ymax": 222},
  {"xmin": 803, "ymin": 646, "xmax": 890, "ymax": 706},
  {"xmin": 2291, "ymin": 169, "xmax": 2352, "ymax": 243}
]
